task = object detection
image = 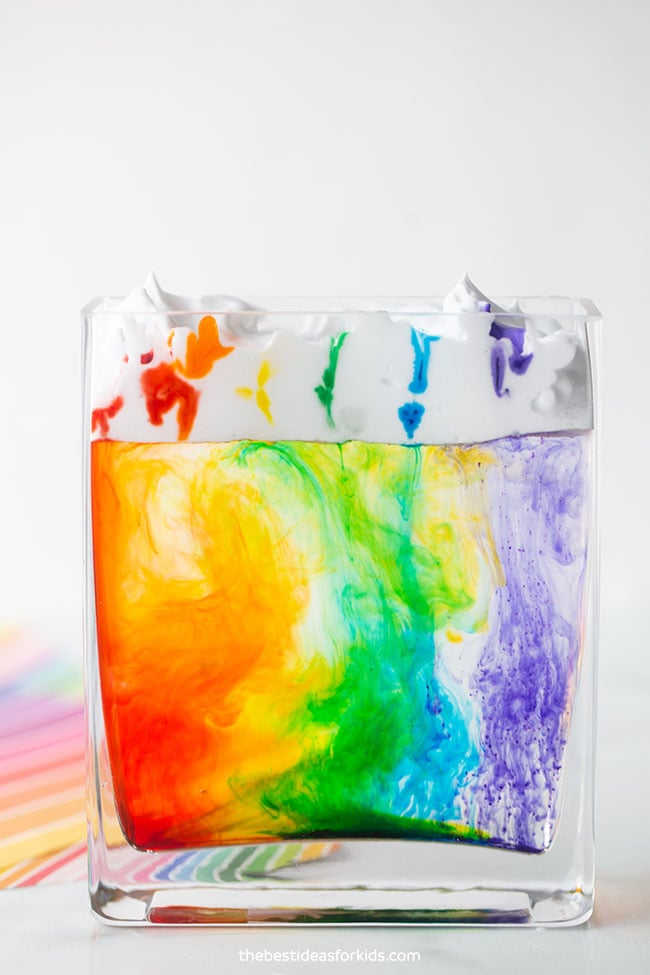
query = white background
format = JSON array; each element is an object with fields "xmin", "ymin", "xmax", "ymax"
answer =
[
  {"xmin": 1, "ymin": 0, "xmax": 648, "ymax": 640},
  {"xmin": 1, "ymin": 0, "xmax": 649, "ymax": 971}
]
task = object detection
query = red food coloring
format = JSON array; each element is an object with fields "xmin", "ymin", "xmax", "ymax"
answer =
[
  {"xmin": 140, "ymin": 362, "xmax": 199, "ymax": 441},
  {"xmin": 140, "ymin": 349, "xmax": 154, "ymax": 365},
  {"xmin": 91, "ymin": 396, "xmax": 124, "ymax": 438},
  {"xmin": 123, "ymin": 354, "xmax": 129, "ymax": 363}
]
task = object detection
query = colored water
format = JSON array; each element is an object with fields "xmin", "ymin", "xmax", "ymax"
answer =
[{"xmin": 91, "ymin": 434, "xmax": 590, "ymax": 854}]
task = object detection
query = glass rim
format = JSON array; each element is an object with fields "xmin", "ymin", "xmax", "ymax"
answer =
[{"xmin": 82, "ymin": 295, "xmax": 602, "ymax": 321}]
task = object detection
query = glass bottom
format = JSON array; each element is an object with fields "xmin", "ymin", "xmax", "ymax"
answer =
[{"xmin": 89, "ymin": 839, "xmax": 593, "ymax": 926}]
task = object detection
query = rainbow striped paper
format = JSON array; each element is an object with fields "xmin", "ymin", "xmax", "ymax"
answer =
[{"xmin": 0, "ymin": 631, "xmax": 86, "ymax": 888}]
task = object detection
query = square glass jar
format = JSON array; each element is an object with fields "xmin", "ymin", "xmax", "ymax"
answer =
[{"xmin": 83, "ymin": 290, "xmax": 601, "ymax": 925}]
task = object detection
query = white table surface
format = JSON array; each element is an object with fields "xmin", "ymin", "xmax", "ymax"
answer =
[{"xmin": 2, "ymin": 612, "xmax": 649, "ymax": 974}]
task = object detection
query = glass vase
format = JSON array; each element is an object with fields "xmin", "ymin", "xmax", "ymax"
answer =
[{"xmin": 83, "ymin": 291, "xmax": 601, "ymax": 925}]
